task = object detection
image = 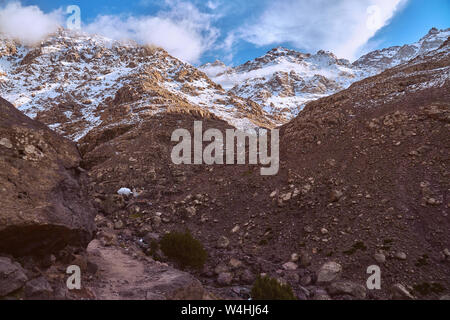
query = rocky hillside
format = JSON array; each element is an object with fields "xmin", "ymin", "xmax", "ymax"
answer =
[
  {"xmin": 200, "ymin": 28, "xmax": 449, "ymax": 121},
  {"xmin": 72, "ymin": 38, "xmax": 449, "ymax": 300},
  {"xmin": 277, "ymin": 38, "xmax": 450, "ymax": 300},
  {"xmin": 0, "ymin": 97, "xmax": 211, "ymax": 300}
]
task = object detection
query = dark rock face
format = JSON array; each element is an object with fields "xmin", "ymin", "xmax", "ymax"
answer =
[{"xmin": 0, "ymin": 97, "xmax": 96, "ymax": 257}]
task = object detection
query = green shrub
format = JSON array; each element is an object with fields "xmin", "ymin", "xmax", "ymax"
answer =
[
  {"xmin": 251, "ymin": 276, "xmax": 297, "ymax": 300},
  {"xmin": 343, "ymin": 241, "xmax": 367, "ymax": 255},
  {"xmin": 160, "ymin": 231, "xmax": 207, "ymax": 269},
  {"xmin": 146, "ymin": 240, "xmax": 162, "ymax": 261}
]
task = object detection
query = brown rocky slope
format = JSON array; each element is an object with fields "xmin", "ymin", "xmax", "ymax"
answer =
[
  {"xmin": 0, "ymin": 97, "xmax": 211, "ymax": 300},
  {"xmin": 77, "ymin": 39, "xmax": 449, "ymax": 300}
]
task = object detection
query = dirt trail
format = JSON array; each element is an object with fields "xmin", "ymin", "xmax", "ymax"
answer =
[{"xmin": 86, "ymin": 240, "xmax": 205, "ymax": 300}]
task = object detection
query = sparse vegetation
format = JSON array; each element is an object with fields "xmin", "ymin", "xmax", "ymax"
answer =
[
  {"xmin": 251, "ymin": 276, "xmax": 297, "ymax": 300},
  {"xmin": 413, "ymin": 282, "xmax": 445, "ymax": 296},
  {"xmin": 343, "ymin": 241, "xmax": 367, "ymax": 255},
  {"xmin": 159, "ymin": 231, "xmax": 207, "ymax": 269},
  {"xmin": 381, "ymin": 239, "xmax": 394, "ymax": 251},
  {"xmin": 415, "ymin": 254, "xmax": 429, "ymax": 267},
  {"xmin": 146, "ymin": 240, "xmax": 162, "ymax": 261}
]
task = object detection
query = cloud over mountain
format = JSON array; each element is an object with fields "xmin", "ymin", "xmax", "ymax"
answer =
[
  {"xmin": 0, "ymin": 0, "xmax": 412, "ymax": 63},
  {"xmin": 234, "ymin": 0, "xmax": 408, "ymax": 60},
  {"xmin": 0, "ymin": 1, "xmax": 63, "ymax": 45},
  {"xmin": 84, "ymin": 1, "xmax": 219, "ymax": 63}
]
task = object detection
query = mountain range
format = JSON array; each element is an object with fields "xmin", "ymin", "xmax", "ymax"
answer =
[
  {"xmin": 200, "ymin": 27, "xmax": 450, "ymax": 120},
  {"xmin": 0, "ymin": 26, "xmax": 449, "ymax": 300},
  {"xmin": 1, "ymin": 28, "xmax": 449, "ymax": 136}
]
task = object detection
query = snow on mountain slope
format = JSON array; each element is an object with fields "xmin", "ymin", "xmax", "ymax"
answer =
[
  {"xmin": 200, "ymin": 28, "xmax": 449, "ymax": 121},
  {"xmin": 201, "ymin": 48, "xmax": 363, "ymax": 120},
  {"xmin": 353, "ymin": 27, "xmax": 450, "ymax": 73},
  {"xmin": 0, "ymin": 29, "xmax": 273, "ymax": 141},
  {"xmin": 0, "ymin": 28, "xmax": 448, "ymax": 139}
]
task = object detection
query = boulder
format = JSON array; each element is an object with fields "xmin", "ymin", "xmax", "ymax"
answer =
[
  {"xmin": 328, "ymin": 281, "xmax": 367, "ymax": 299},
  {"xmin": 151, "ymin": 272, "xmax": 205, "ymax": 300},
  {"xmin": 317, "ymin": 261, "xmax": 342, "ymax": 284},
  {"xmin": 391, "ymin": 284, "xmax": 415, "ymax": 300},
  {"xmin": 0, "ymin": 97, "xmax": 95, "ymax": 256},
  {"xmin": 216, "ymin": 236, "xmax": 230, "ymax": 248},
  {"xmin": 0, "ymin": 257, "xmax": 28, "ymax": 297},
  {"xmin": 240, "ymin": 269, "xmax": 256, "ymax": 284},
  {"xmin": 217, "ymin": 272, "xmax": 234, "ymax": 286},
  {"xmin": 282, "ymin": 262, "xmax": 298, "ymax": 271},
  {"xmin": 24, "ymin": 276, "xmax": 53, "ymax": 300}
]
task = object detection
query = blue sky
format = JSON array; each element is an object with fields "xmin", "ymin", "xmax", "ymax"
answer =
[{"xmin": 1, "ymin": 0, "xmax": 449, "ymax": 65}]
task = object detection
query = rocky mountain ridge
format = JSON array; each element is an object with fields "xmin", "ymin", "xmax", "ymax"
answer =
[
  {"xmin": 1, "ymin": 28, "xmax": 448, "ymax": 138},
  {"xmin": 200, "ymin": 28, "xmax": 450, "ymax": 121},
  {"xmin": 354, "ymin": 27, "xmax": 450, "ymax": 72},
  {"xmin": 0, "ymin": 29, "xmax": 273, "ymax": 143}
]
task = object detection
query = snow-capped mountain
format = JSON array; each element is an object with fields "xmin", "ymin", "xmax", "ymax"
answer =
[
  {"xmin": 200, "ymin": 28, "xmax": 450, "ymax": 121},
  {"xmin": 0, "ymin": 28, "xmax": 448, "ymax": 140},
  {"xmin": 354, "ymin": 27, "xmax": 450, "ymax": 73},
  {"xmin": 202, "ymin": 48, "xmax": 360, "ymax": 120},
  {"xmin": 0, "ymin": 29, "xmax": 273, "ymax": 141}
]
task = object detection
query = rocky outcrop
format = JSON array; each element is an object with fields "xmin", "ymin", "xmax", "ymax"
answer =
[
  {"xmin": 0, "ymin": 38, "xmax": 17, "ymax": 57},
  {"xmin": 0, "ymin": 97, "xmax": 95, "ymax": 257},
  {"xmin": 0, "ymin": 257, "xmax": 28, "ymax": 296}
]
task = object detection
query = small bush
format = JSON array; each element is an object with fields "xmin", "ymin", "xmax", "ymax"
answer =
[
  {"xmin": 413, "ymin": 282, "xmax": 445, "ymax": 296},
  {"xmin": 160, "ymin": 231, "xmax": 207, "ymax": 269},
  {"xmin": 251, "ymin": 276, "xmax": 297, "ymax": 300},
  {"xmin": 415, "ymin": 254, "xmax": 429, "ymax": 267},
  {"xmin": 146, "ymin": 240, "xmax": 162, "ymax": 261},
  {"xmin": 343, "ymin": 241, "xmax": 367, "ymax": 255}
]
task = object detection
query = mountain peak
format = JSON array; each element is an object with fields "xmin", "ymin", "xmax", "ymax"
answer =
[
  {"xmin": 428, "ymin": 27, "xmax": 439, "ymax": 35},
  {"xmin": 419, "ymin": 27, "xmax": 450, "ymax": 42},
  {"xmin": 267, "ymin": 46, "xmax": 291, "ymax": 54},
  {"xmin": 201, "ymin": 59, "xmax": 226, "ymax": 68},
  {"xmin": 265, "ymin": 46, "xmax": 309, "ymax": 59}
]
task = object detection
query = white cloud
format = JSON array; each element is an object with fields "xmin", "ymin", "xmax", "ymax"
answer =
[
  {"xmin": 0, "ymin": 1, "xmax": 63, "ymax": 45},
  {"xmin": 206, "ymin": 1, "xmax": 220, "ymax": 10},
  {"xmin": 0, "ymin": 0, "xmax": 409, "ymax": 64},
  {"xmin": 84, "ymin": 0, "xmax": 219, "ymax": 63},
  {"xmin": 235, "ymin": 0, "xmax": 408, "ymax": 61}
]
